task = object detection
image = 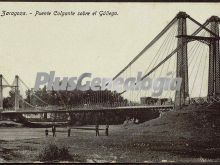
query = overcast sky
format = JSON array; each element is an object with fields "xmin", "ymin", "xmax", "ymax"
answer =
[{"xmin": 0, "ymin": 2, "xmax": 219, "ymax": 99}]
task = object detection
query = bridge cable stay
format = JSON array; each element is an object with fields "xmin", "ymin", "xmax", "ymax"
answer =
[
  {"xmin": 150, "ymin": 24, "xmax": 178, "ymax": 100},
  {"xmin": 50, "ymin": 83, "xmax": 68, "ymax": 109},
  {"xmin": 78, "ymin": 91, "xmax": 101, "ymax": 109},
  {"xmin": 17, "ymin": 94, "xmax": 40, "ymax": 110},
  {"xmin": 187, "ymin": 15, "xmax": 220, "ymax": 100},
  {"xmin": 18, "ymin": 80, "xmax": 43, "ymax": 110},
  {"xmin": 17, "ymin": 91, "xmax": 61, "ymax": 111},
  {"xmin": 17, "ymin": 80, "xmax": 26, "ymax": 109},
  {"xmin": 152, "ymin": 25, "xmax": 177, "ymax": 101},
  {"xmin": 92, "ymin": 92, "xmax": 98, "ymax": 108},
  {"xmin": 163, "ymin": 28, "xmax": 202, "ymax": 99},
  {"xmin": 0, "ymin": 76, "xmax": 16, "ymax": 110},
  {"xmin": 119, "ymin": 28, "xmax": 211, "ymax": 97},
  {"xmin": 112, "ymin": 16, "xmax": 178, "ymax": 82},
  {"xmin": 188, "ymin": 43, "xmax": 206, "ymax": 82},
  {"xmin": 80, "ymin": 89, "xmax": 101, "ymax": 108},
  {"xmin": 0, "ymin": 76, "xmax": 40, "ymax": 111},
  {"xmin": 158, "ymin": 24, "xmax": 178, "ymax": 75},
  {"xmin": 141, "ymin": 27, "xmax": 176, "ymax": 101},
  {"xmin": 117, "ymin": 22, "xmax": 177, "ymax": 101},
  {"xmin": 193, "ymin": 24, "xmax": 219, "ymax": 106},
  {"xmin": 199, "ymin": 46, "xmax": 208, "ymax": 99},
  {"xmin": 115, "ymin": 16, "xmax": 216, "ymax": 102},
  {"xmin": 188, "ymin": 16, "xmax": 219, "ymax": 38},
  {"xmin": 123, "ymin": 19, "xmax": 213, "ymax": 104},
  {"xmin": 188, "ymin": 42, "xmax": 203, "ymax": 68},
  {"xmin": 122, "ymin": 68, "xmax": 129, "ymax": 104},
  {"xmin": 2, "ymin": 77, "xmax": 17, "ymax": 103},
  {"xmin": 112, "ymin": 15, "xmax": 210, "ymax": 85},
  {"xmin": 129, "ymin": 66, "xmax": 132, "ymax": 103},
  {"xmin": 164, "ymin": 38, "xmax": 209, "ymax": 104},
  {"xmin": 55, "ymin": 89, "xmax": 67, "ymax": 109},
  {"xmin": 2, "ymin": 77, "xmax": 13, "ymax": 88},
  {"xmin": 147, "ymin": 24, "xmax": 177, "ymax": 91},
  {"xmin": 166, "ymin": 58, "xmax": 176, "ymax": 99},
  {"xmin": 153, "ymin": 23, "xmax": 179, "ymax": 100},
  {"xmin": 19, "ymin": 78, "xmax": 73, "ymax": 110},
  {"xmin": 139, "ymin": 40, "xmax": 203, "ymax": 82},
  {"xmin": 190, "ymin": 20, "xmax": 210, "ymax": 37},
  {"xmin": 164, "ymin": 41, "xmax": 201, "ymax": 99},
  {"xmin": 190, "ymin": 27, "xmax": 219, "ymax": 104},
  {"xmin": 78, "ymin": 91, "xmax": 84, "ymax": 108},
  {"xmin": 21, "ymin": 77, "xmax": 71, "ymax": 110},
  {"xmin": 193, "ymin": 48, "xmax": 210, "ymax": 105},
  {"xmin": 189, "ymin": 43, "xmax": 206, "ymax": 97},
  {"xmin": 118, "ymin": 22, "xmax": 178, "ymax": 102},
  {"xmin": 124, "ymin": 22, "xmax": 178, "ymax": 102},
  {"xmin": 119, "ymin": 43, "xmax": 184, "ymax": 98},
  {"xmin": 124, "ymin": 23, "xmax": 177, "ymax": 101},
  {"xmin": 11, "ymin": 78, "xmax": 52, "ymax": 110},
  {"xmin": 164, "ymin": 36, "xmax": 203, "ymax": 99},
  {"xmin": 18, "ymin": 78, "xmax": 49, "ymax": 106},
  {"xmin": 187, "ymin": 30, "xmax": 212, "ymax": 104}
]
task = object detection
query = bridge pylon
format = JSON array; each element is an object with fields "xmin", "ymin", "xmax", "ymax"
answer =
[
  {"xmin": 0, "ymin": 75, "xmax": 3, "ymax": 110},
  {"xmin": 14, "ymin": 75, "xmax": 19, "ymax": 111},
  {"xmin": 207, "ymin": 16, "xmax": 220, "ymax": 99},
  {"xmin": 174, "ymin": 12, "xmax": 189, "ymax": 109}
]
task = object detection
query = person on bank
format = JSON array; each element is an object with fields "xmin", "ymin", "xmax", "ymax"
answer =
[
  {"xmin": 95, "ymin": 124, "xmax": 99, "ymax": 136},
  {"xmin": 45, "ymin": 128, "xmax": 49, "ymax": 137},
  {"xmin": 105, "ymin": 124, "xmax": 109, "ymax": 136},
  {"xmin": 52, "ymin": 125, "xmax": 56, "ymax": 137},
  {"xmin": 67, "ymin": 126, "xmax": 71, "ymax": 137}
]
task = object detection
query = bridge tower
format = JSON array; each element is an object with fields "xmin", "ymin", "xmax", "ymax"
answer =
[
  {"xmin": 174, "ymin": 12, "xmax": 189, "ymax": 109},
  {"xmin": 0, "ymin": 75, "xmax": 3, "ymax": 110},
  {"xmin": 207, "ymin": 16, "xmax": 220, "ymax": 99},
  {"xmin": 14, "ymin": 75, "xmax": 19, "ymax": 111}
]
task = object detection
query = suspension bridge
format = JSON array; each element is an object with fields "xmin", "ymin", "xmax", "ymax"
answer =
[{"xmin": 0, "ymin": 11, "xmax": 220, "ymax": 120}]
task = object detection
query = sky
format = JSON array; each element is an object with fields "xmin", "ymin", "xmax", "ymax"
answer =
[{"xmin": 0, "ymin": 2, "xmax": 219, "ymax": 99}]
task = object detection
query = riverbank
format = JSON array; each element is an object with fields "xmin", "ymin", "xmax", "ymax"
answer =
[{"xmin": 0, "ymin": 103, "xmax": 220, "ymax": 163}]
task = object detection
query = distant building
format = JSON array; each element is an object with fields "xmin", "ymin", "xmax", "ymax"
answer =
[
  {"xmin": 190, "ymin": 97, "xmax": 207, "ymax": 103},
  {"xmin": 140, "ymin": 97, "xmax": 158, "ymax": 105},
  {"xmin": 140, "ymin": 97, "xmax": 172, "ymax": 105}
]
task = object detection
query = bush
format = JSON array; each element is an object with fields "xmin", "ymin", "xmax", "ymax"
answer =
[
  {"xmin": 38, "ymin": 143, "xmax": 72, "ymax": 162},
  {"xmin": 58, "ymin": 146, "xmax": 72, "ymax": 160}
]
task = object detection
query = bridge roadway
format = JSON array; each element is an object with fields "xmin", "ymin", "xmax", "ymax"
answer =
[{"xmin": 0, "ymin": 105, "xmax": 174, "ymax": 114}]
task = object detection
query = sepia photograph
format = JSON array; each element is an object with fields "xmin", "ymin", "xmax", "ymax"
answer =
[{"xmin": 0, "ymin": 1, "xmax": 220, "ymax": 164}]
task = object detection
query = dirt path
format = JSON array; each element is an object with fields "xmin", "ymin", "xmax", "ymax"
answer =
[{"xmin": 0, "ymin": 124, "xmax": 219, "ymax": 163}]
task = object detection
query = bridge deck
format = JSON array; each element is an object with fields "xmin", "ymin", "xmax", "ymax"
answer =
[{"xmin": 0, "ymin": 105, "xmax": 174, "ymax": 114}]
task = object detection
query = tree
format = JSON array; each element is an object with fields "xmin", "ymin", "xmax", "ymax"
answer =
[
  {"xmin": 3, "ymin": 89, "xmax": 23, "ymax": 109},
  {"xmin": 25, "ymin": 87, "xmax": 128, "ymax": 107}
]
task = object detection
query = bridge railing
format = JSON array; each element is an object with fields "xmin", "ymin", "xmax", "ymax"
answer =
[{"xmin": 0, "ymin": 102, "xmax": 174, "ymax": 112}]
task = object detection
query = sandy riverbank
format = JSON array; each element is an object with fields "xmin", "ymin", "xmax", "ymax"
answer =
[{"xmin": 0, "ymin": 103, "xmax": 220, "ymax": 163}]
